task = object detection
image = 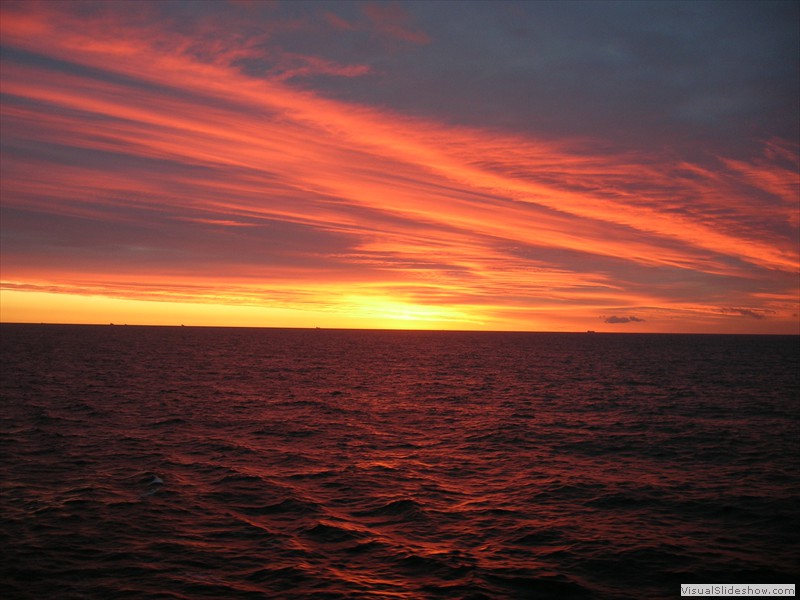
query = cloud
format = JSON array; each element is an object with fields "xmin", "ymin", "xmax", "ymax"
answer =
[
  {"xmin": 265, "ymin": 51, "xmax": 372, "ymax": 81},
  {"xmin": 719, "ymin": 307, "xmax": 774, "ymax": 320},
  {"xmin": 361, "ymin": 3, "xmax": 431, "ymax": 45},
  {"xmin": 603, "ymin": 315, "xmax": 646, "ymax": 324},
  {"xmin": 323, "ymin": 11, "xmax": 358, "ymax": 32},
  {"xmin": 307, "ymin": 1, "xmax": 798, "ymax": 159}
]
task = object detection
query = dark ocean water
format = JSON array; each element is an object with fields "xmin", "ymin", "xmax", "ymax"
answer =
[{"xmin": 1, "ymin": 324, "xmax": 798, "ymax": 599}]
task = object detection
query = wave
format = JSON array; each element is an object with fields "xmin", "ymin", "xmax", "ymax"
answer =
[
  {"xmin": 304, "ymin": 521, "xmax": 369, "ymax": 544},
  {"xmin": 353, "ymin": 498, "xmax": 429, "ymax": 520}
]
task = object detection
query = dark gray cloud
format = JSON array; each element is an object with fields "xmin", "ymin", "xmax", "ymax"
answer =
[
  {"xmin": 604, "ymin": 315, "xmax": 645, "ymax": 324},
  {"xmin": 287, "ymin": 0, "xmax": 798, "ymax": 158},
  {"xmin": 719, "ymin": 307, "xmax": 774, "ymax": 320},
  {"xmin": 0, "ymin": 204, "xmax": 358, "ymax": 275}
]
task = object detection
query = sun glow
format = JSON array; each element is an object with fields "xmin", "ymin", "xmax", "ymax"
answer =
[
  {"xmin": 0, "ymin": 289, "xmax": 490, "ymax": 331},
  {"xmin": 342, "ymin": 296, "xmax": 484, "ymax": 329}
]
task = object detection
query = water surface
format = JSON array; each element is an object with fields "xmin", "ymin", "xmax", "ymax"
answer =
[{"xmin": 1, "ymin": 325, "xmax": 798, "ymax": 598}]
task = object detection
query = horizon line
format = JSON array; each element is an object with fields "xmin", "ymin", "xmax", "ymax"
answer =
[{"xmin": 1, "ymin": 321, "xmax": 797, "ymax": 336}]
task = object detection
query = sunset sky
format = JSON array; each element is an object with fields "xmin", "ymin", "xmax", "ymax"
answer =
[{"xmin": 1, "ymin": 0, "xmax": 798, "ymax": 333}]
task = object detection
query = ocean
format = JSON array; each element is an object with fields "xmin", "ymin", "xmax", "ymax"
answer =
[{"xmin": 1, "ymin": 324, "xmax": 797, "ymax": 599}]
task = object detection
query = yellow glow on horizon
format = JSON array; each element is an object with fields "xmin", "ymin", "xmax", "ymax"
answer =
[
  {"xmin": 2, "ymin": 288, "xmax": 798, "ymax": 334},
  {"xmin": 0, "ymin": 289, "xmax": 486, "ymax": 331},
  {"xmin": 0, "ymin": 289, "xmax": 310, "ymax": 328},
  {"xmin": 341, "ymin": 295, "xmax": 485, "ymax": 329}
]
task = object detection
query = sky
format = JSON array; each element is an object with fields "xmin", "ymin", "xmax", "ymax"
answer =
[{"xmin": 1, "ymin": 0, "xmax": 798, "ymax": 333}]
